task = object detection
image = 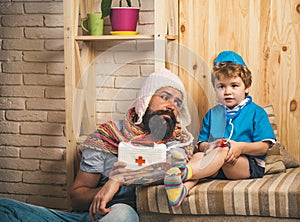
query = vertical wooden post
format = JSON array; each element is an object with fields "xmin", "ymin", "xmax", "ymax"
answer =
[
  {"xmin": 154, "ymin": 0, "xmax": 166, "ymax": 70},
  {"xmin": 64, "ymin": 0, "xmax": 78, "ymax": 209},
  {"xmin": 64, "ymin": 0, "xmax": 97, "ymax": 209},
  {"xmin": 166, "ymin": 0, "xmax": 179, "ymax": 75}
]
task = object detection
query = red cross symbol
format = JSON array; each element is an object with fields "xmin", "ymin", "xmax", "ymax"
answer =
[{"xmin": 135, "ymin": 156, "xmax": 146, "ymax": 166}]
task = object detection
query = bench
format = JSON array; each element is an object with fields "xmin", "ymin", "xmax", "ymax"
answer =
[{"xmin": 136, "ymin": 105, "xmax": 300, "ymax": 221}]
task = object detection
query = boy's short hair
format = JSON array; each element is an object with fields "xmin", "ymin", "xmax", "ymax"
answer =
[
  {"xmin": 211, "ymin": 51, "xmax": 252, "ymax": 89},
  {"xmin": 211, "ymin": 62, "xmax": 252, "ymax": 89}
]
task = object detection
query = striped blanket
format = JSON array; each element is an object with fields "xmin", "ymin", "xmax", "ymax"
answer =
[{"xmin": 136, "ymin": 167, "xmax": 300, "ymax": 218}]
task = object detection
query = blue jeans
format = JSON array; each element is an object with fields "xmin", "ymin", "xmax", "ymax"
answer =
[{"xmin": 0, "ymin": 198, "xmax": 139, "ymax": 222}]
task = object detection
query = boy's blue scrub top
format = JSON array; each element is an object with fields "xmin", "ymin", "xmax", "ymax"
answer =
[{"xmin": 198, "ymin": 102, "xmax": 276, "ymax": 159}]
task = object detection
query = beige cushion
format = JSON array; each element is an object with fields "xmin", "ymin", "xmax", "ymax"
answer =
[
  {"xmin": 265, "ymin": 142, "xmax": 286, "ymax": 174},
  {"xmin": 280, "ymin": 142, "xmax": 300, "ymax": 168},
  {"xmin": 264, "ymin": 105, "xmax": 300, "ymax": 174}
]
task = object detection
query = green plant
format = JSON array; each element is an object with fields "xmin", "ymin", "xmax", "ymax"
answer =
[{"xmin": 101, "ymin": 0, "xmax": 141, "ymax": 18}]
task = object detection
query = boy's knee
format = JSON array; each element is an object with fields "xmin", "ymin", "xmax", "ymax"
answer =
[{"xmin": 193, "ymin": 152, "xmax": 204, "ymax": 159}]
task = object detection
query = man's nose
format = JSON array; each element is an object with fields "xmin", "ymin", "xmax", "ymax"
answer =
[{"xmin": 165, "ymin": 99, "xmax": 176, "ymax": 111}]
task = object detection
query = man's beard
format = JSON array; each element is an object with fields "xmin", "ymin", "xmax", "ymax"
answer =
[{"xmin": 141, "ymin": 109, "xmax": 178, "ymax": 142}]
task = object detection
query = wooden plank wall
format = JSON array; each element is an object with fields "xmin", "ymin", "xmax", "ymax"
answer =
[{"xmin": 178, "ymin": 0, "xmax": 300, "ymax": 160}]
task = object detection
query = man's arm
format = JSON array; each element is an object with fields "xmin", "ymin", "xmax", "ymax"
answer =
[
  {"xmin": 70, "ymin": 169, "xmax": 123, "ymax": 221},
  {"xmin": 69, "ymin": 170, "xmax": 102, "ymax": 211}
]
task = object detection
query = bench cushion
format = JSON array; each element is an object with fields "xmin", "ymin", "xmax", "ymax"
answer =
[{"xmin": 136, "ymin": 167, "xmax": 300, "ymax": 218}]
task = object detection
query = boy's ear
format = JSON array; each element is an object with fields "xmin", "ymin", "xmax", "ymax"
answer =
[{"xmin": 245, "ymin": 87, "xmax": 250, "ymax": 94}]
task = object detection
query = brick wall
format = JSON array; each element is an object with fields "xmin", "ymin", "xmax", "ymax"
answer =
[
  {"xmin": 0, "ymin": 0, "xmax": 66, "ymax": 210},
  {"xmin": 93, "ymin": 0, "xmax": 155, "ymax": 124},
  {"xmin": 0, "ymin": 0, "xmax": 154, "ymax": 211}
]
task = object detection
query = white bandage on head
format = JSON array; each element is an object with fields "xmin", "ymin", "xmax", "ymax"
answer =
[{"xmin": 134, "ymin": 68, "xmax": 191, "ymax": 128}]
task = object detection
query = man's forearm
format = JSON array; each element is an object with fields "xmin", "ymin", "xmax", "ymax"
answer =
[{"xmin": 70, "ymin": 187, "xmax": 101, "ymax": 211}]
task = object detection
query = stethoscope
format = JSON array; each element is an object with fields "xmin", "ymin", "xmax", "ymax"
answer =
[{"xmin": 224, "ymin": 96, "xmax": 252, "ymax": 145}]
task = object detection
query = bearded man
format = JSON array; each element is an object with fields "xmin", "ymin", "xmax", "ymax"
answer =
[{"xmin": 0, "ymin": 68, "xmax": 195, "ymax": 222}]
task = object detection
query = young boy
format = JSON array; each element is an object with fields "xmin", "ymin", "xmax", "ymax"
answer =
[{"xmin": 164, "ymin": 51, "xmax": 276, "ymax": 207}]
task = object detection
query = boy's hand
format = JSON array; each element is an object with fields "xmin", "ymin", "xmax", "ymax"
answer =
[
  {"xmin": 204, "ymin": 139, "xmax": 228, "ymax": 155},
  {"xmin": 224, "ymin": 140, "xmax": 241, "ymax": 164},
  {"xmin": 217, "ymin": 139, "xmax": 229, "ymax": 147}
]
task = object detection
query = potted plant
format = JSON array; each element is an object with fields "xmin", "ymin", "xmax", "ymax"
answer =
[{"xmin": 101, "ymin": 0, "xmax": 141, "ymax": 33}]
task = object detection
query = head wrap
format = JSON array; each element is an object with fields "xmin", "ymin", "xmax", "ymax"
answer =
[
  {"xmin": 213, "ymin": 51, "xmax": 246, "ymax": 66},
  {"xmin": 134, "ymin": 68, "xmax": 191, "ymax": 128}
]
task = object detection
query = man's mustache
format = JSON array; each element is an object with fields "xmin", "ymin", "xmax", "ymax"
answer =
[{"xmin": 150, "ymin": 109, "xmax": 178, "ymax": 123}]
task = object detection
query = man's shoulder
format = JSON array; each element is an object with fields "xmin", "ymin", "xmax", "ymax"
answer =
[{"xmin": 113, "ymin": 119, "xmax": 124, "ymax": 131}]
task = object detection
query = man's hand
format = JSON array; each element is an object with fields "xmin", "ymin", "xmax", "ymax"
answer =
[
  {"xmin": 89, "ymin": 179, "xmax": 121, "ymax": 222},
  {"xmin": 110, "ymin": 161, "xmax": 171, "ymax": 185},
  {"xmin": 109, "ymin": 161, "xmax": 133, "ymax": 184}
]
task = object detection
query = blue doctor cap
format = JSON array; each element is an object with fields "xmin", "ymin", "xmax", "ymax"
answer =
[{"xmin": 213, "ymin": 51, "xmax": 246, "ymax": 66}]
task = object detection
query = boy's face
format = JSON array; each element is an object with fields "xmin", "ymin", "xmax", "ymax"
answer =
[{"xmin": 214, "ymin": 76, "xmax": 249, "ymax": 109}]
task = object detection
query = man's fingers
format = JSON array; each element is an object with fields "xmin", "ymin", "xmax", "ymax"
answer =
[
  {"xmin": 89, "ymin": 199, "xmax": 110, "ymax": 222},
  {"xmin": 110, "ymin": 162, "xmax": 128, "ymax": 177},
  {"xmin": 99, "ymin": 201, "xmax": 110, "ymax": 214},
  {"xmin": 112, "ymin": 161, "xmax": 127, "ymax": 168},
  {"xmin": 89, "ymin": 205, "xmax": 95, "ymax": 222}
]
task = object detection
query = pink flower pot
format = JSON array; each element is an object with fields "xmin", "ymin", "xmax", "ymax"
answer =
[{"xmin": 110, "ymin": 7, "xmax": 139, "ymax": 31}]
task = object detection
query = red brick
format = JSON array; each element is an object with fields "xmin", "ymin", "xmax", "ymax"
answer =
[
  {"xmin": 0, "ymin": 98, "xmax": 25, "ymax": 110},
  {"xmin": 0, "ymin": 146, "xmax": 19, "ymax": 157},
  {"xmin": 0, "ymin": 3, "xmax": 23, "ymax": 15},
  {"xmin": 21, "ymin": 148, "xmax": 64, "ymax": 160},
  {"xmin": 0, "ymin": 86, "xmax": 44, "ymax": 97},
  {"xmin": 0, "ymin": 157, "xmax": 39, "ymax": 171},
  {"xmin": 45, "ymin": 87, "xmax": 65, "ymax": 99},
  {"xmin": 24, "ymin": 2, "xmax": 63, "ymax": 14},
  {"xmin": 2, "ymin": 15, "xmax": 43, "ymax": 27},
  {"xmin": 2, "ymin": 62, "xmax": 46, "ymax": 74},
  {"xmin": 24, "ymin": 74, "xmax": 64, "ymax": 86},
  {"xmin": 41, "ymin": 136, "xmax": 66, "ymax": 148},
  {"xmin": 23, "ymin": 171, "xmax": 66, "ymax": 184},
  {"xmin": 0, "ymin": 134, "xmax": 40, "ymax": 146},
  {"xmin": 21, "ymin": 122, "xmax": 63, "ymax": 136},
  {"xmin": 26, "ymin": 98, "xmax": 65, "ymax": 111},
  {"xmin": 0, "ymin": 122, "xmax": 19, "ymax": 134},
  {"xmin": 25, "ymin": 27, "xmax": 64, "ymax": 39},
  {"xmin": 3, "ymin": 39, "xmax": 44, "ymax": 50},
  {"xmin": 23, "ymin": 51, "xmax": 64, "ymax": 62},
  {"xmin": 0, "ymin": 169, "xmax": 22, "ymax": 182},
  {"xmin": 47, "ymin": 111, "xmax": 65, "ymax": 123},
  {"xmin": 40, "ymin": 160, "xmax": 66, "ymax": 173},
  {"xmin": 6, "ymin": 110, "xmax": 47, "ymax": 122},
  {"xmin": 0, "ymin": 182, "xmax": 67, "ymax": 197}
]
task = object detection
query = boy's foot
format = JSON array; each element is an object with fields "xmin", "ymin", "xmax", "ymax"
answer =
[
  {"xmin": 164, "ymin": 167, "xmax": 187, "ymax": 207},
  {"xmin": 171, "ymin": 151, "xmax": 192, "ymax": 181},
  {"xmin": 171, "ymin": 150, "xmax": 186, "ymax": 170}
]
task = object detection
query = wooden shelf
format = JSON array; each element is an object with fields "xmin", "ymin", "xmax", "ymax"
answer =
[
  {"xmin": 64, "ymin": 1, "xmax": 168, "ymax": 208},
  {"xmin": 75, "ymin": 35, "xmax": 154, "ymax": 41},
  {"xmin": 165, "ymin": 35, "xmax": 178, "ymax": 40}
]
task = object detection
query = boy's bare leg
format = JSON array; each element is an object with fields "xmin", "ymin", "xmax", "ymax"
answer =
[
  {"xmin": 184, "ymin": 179, "xmax": 199, "ymax": 193},
  {"xmin": 188, "ymin": 147, "xmax": 229, "ymax": 180}
]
